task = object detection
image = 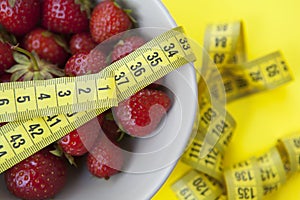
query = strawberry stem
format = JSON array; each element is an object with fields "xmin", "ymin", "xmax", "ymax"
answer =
[{"xmin": 12, "ymin": 46, "xmax": 39, "ymax": 72}]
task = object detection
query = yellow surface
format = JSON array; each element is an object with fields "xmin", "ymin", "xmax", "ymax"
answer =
[{"xmin": 154, "ymin": 0, "xmax": 300, "ymax": 199}]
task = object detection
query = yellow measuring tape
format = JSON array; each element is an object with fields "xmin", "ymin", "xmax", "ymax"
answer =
[
  {"xmin": 172, "ymin": 21, "xmax": 295, "ymax": 200},
  {"xmin": 181, "ymin": 93, "xmax": 236, "ymax": 183},
  {"xmin": 209, "ymin": 51, "xmax": 292, "ymax": 102},
  {"xmin": 172, "ymin": 170, "xmax": 224, "ymax": 200},
  {"xmin": 0, "ymin": 71, "xmax": 117, "ymax": 122},
  {"xmin": 0, "ymin": 26, "xmax": 196, "ymax": 173},
  {"xmin": 277, "ymin": 133, "xmax": 300, "ymax": 176}
]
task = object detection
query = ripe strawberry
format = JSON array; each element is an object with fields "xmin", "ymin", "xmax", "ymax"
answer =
[
  {"xmin": 58, "ymin": 117, "xmax": 100, "ymax": 156},
  {"xmin": 113, "ymin": 88, "xmax": 171, "ymax": 137},
  {"xmin": 0, "ymin": 0, "xmax": 41, "ymax": 36},
  {"xmin": 42, "ymin": 0, "xmax": 90, "ymax": 34},
  {"xmin": 0, "ymin": 73, "xmax": 11, "ymax": 82},
  {"xmin": 111, "ymin": 35, "xmax": 146, "ymax": 63},
  {"xmin": 90, "ymin": 0, "xmax": 133, "ymax": 43},
  {"xmin": 64, "ymin": 50, "xmax": 107, "ymax": 76},
  {"xmin": 87, "ymin": 138, "xmax": 124, "ymax": 179},
  {"xmin": 0, "ymin": 27, "xmax": 16, "ymax": 74},
  {"xmin": 6, "ymin": 46, "xmax": 64, "ymax": 81},
  {"xmin": 23, "ymin": 28, "xmax": 69, "ymax": 66},
  {"xmin": 0, "ymin": 42, "xmax": 14, "ymax": 74},
  {"xmin": 70, "ymin": 32, "xmax": 97, "ymax": 55},
  {"xmin": 4, "ymin": 147, "xmax": 67, "ymax": 200}
]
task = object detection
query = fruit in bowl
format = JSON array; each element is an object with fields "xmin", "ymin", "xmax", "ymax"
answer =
[{"xmin": 0, "ymin": 0, "xmax": 197, "ymax": 199}]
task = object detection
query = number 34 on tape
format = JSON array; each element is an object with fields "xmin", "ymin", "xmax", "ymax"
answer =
[{"xmin": 0, "ymin": 26, "xmax": 196, "ymax": 174}]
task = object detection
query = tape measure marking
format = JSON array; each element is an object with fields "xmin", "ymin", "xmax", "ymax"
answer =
[
  {"xmin": 0, "ymin": 71, "xmax": 117, "ymax": 122},
  {"xmin": 174, "ymin": 146, "xmax": 291, "ymax": 200},
  {"xmin": 172, "ymin": 20, "xmax": 294, "ymax": 200},
  {"xmin": 171, "ymin": 170, "xmax": 224, "ymax": 200},
  {"xmin": 0, "ymin": 27, "xmax": 196, "ymax": 123},
  {"xmin": 204, "ymin": 22, "xmax": 241, "ymax": 67},
  {"xmin": 181, "ymin": 94, "xmax": 236, "ymax": 182},
  {"xmin": 197, "ymin": 94, "xmax": 236, "ymax": 153},
  {"xmin": 209, "ymin": 51, "xmax": 292, "ymax": 103},
  {"xmin": 0, "ymin": 108, "xmax": 106, "ymax": 172},
  {"xmin": 224, "ymin": 158, "xmax": 263, "ymax": 200},
  {"xmin": 203, "ymin": 21, "xmax": 292, "ymax": 103},
  {"xmin": 257, "ymin": 147, "xmax": 286, "ymax": 196},
  {"xmin": 0, "ymin": 27, "xmax": 196, "ymax": 173}
]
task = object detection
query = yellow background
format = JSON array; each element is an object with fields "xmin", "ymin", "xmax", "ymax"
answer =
[{"xmin": 154, "ymin": 0, "xmax": 300, "ymax": 199}]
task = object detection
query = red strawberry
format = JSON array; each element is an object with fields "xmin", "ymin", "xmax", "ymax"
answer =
[
  {"xmin": 23, "ymin": 28, "xmax": 69, "ymax": 66},
  {"xmin": 0, "ymin": 0, "xmax": 41, "ymax": 36},
  {"xmin": 70, "ymin": 32, "xmax": 97, "ymax": 54},
  {"xmin": 58, "ymin": 117, "xmax": 100, "ymax": 156},
  {"xmin": 0, "ymin": 42, "xmax": 14, "ymax": 74},
  {"xmin": 6, "ymin": 46, "xmax": 64, "ymax": 81},
  {"xmin": 90, "ymin": 0, "xmax": 133, "ymax": 43},
  {"xmin": 111, "ymin": 35, "xmax": 146, "ymax": 63},
  {"xmin": 113, "ymin": 88, "xmax": 171, "ymax": 137},
  {"xmin": 0, "ymin": 27, "xmax": 16, "ymax": 74},
  {"xmin": 42, "ymin": 0, "xmax": 90, "ymax": 34},
  {"xmin": 64, "ymin": 50, "xmax": 107, "ymax": 76},
  {"xmin": 4, "ymin": 147, "xmax": 67, "ymax": 200},
  {"xmin": 0, "ymin": 73, "xmax": 11, "ymax": 82},
  {"xmin": 87, "ymin": 138, "xmax": 124, "ymax": 179}
]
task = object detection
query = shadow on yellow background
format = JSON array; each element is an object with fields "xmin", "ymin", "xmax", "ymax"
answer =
[{"xmin": 154, "ymin": 0, "xmax": 300, "ymax": 199}]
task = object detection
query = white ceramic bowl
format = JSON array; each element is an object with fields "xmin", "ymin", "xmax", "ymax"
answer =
[{"xmin": 0, "ymin": 0, "xmax": 197, "ymax": 199}]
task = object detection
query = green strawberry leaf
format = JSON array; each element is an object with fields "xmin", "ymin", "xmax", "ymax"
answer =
[
  {"xmin": 75, "ymin": 0, "xmax": 92, "ymax": 18},
  {"xmin": 9, "ymin": 68, "xmax": 28, "ymax": 81},
  {"xmin": 53, "ymin": 34, "xmax": 71, "ymax": 53},
  {"xmin": 123, "ymin": 9, "xmax": 137, "ymax": 24},
  {"xmin": 117, "ymin": 131, "xmax": 126, "ymax": 142},
  {"xmin": 64, "ymin": 152, "xmax": 78, "ymax": 167},
  {"xmin": 5, "ymin": 64, "xmax": 27, "ymax": 73},
  {"xmin": 112, "ymin": 1, "xmax": 137, "ymax": 24},
  {"xmin": 22, "ymin": 72, "xmax": 34, "ymax": 81},
  {"xmin": 0, "ymin": 26, "xmax": 17, "ymax": 44},
  {"xmin": 33, "ymin": 72, "xmax": 46, "ymax": 80},
  {"xmin": 41, "ymin": 30, "xmax": 53, "ymax": 38},
  {"xmin": 39, "ymin": 70, "xmax": 54, "ymax": 80},
  {"xmin": 46, "ymin": 65, "xmax": 65, "ymax": 77},
  {"xmin": 8, "ymin": 0, "xmax": 16, "ymax": 8},
  {"xmin": 12, "ymin": 52, "xmax": 30, "ymax": 64},
  {"xmin": 50, "ymin": 148, "xmax": 63, "ymax": 157}
]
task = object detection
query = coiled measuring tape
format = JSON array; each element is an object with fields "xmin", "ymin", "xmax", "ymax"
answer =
[
  {"xmin": 172, "ymin": 21, "xmax": 295, "ymax": 200},
  {"xmin": 0, "ymin": 26, "xmax": 196, "ymax": 173},
  {"xmin": 203, "ymin": 21, "xmax": 292, "ymax": 102},
  {"xmin": 181, "ymin": 93, "xmax": 236, "ymax": 183},
  {"xmin": 172, "ymin": 170, "xmax": 224, "ymax": 200},
  {"xmin": 209, "ymin": 51, "xmax": 292, "ymax": 102}
]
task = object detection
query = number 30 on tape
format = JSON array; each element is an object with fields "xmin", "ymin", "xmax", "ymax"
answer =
[{"xmin": 0, "ymin": 26, "xmax": 196, "ymax": 173}]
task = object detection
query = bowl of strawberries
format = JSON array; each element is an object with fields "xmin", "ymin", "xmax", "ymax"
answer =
[{"xmin": 0, "ymin": 0, "xmax": 197, "ymax": 199}]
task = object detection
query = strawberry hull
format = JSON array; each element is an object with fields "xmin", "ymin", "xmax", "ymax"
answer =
[{"xmin": 0, "ymin": 0, "xmax": 197, "ymax": 199}]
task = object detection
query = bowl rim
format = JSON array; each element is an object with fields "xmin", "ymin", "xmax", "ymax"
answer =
[
  {"xmin": 0, "ymin": 1, "xmax": 198, "ymax": 199},
  {"xmin": 147, "ymin": 0, "xmax": 197, "ymax": 198}
]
